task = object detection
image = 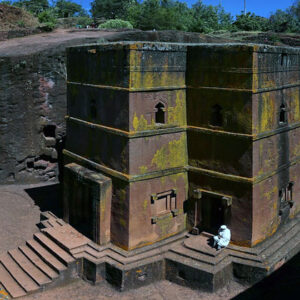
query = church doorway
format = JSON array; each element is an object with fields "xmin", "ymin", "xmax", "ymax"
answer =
[{"xmin": 192, "ymin": 189, "xmax": 232, "ymax": 235}]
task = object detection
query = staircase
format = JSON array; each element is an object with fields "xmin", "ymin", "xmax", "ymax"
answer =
[
  {"xmin": 164, "ymin": 217, "xmax": 300, "ymax": 290},
  {"xmin": 0, "ymin": 213, "xmax": 77, "ymax": 299},
  {"xmin": 0, "ymin": 211, "xmax": 299, "ymax": 298}
]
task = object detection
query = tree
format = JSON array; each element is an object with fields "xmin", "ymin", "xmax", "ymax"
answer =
[
  {"xmin": 54, "ymin": 0, "xmax": 86, "ymax": 18},
  {"xmin": 269, "ymin": 1, "xmax": 300, "ymax": 32},
  {"xmin": 128, "ymin": 0, "xmax": 193, "ymax": 31},
  {"xmin": 14, "ymin": 0, "xmax": 50, "ymax": 15},
  {"xmin": 217, "ymin": 5, "xmax": 233, "ymax": 31},
  {"xmin": 91, "ymin": 0, "xmax": 131, "ymax": 19},
  {"xmin": 0, "ymin": 1, "xmax": 13, "ymax": 5},
  {"xmin": 126, "ymin": 1, "xmax": 142, "ymax": 27},
  {"xmin": 291, "ymin": 0, "xmax": 300, "ymax": 20},
  {"xmin": 136, "ymin": 0, "xmax": 162, "ymax": 30},
  {"xmin": 189, "ymin": 1, "xmax": 233, "ymax": 33},
  {"xmin": 234, "ymin": 12, "xmax": 269, "ymax": 31}
]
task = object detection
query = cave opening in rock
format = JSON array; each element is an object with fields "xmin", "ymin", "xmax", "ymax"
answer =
[{"xmin": 43, "ymin": 125, "xmax": 56, "ymax": 138}]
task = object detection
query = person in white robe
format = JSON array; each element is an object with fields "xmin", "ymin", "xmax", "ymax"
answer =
[{"xmin": 213, "ymin": 225, "xmax": 231, "ymax": 250}]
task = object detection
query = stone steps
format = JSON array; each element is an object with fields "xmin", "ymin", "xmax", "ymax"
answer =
[
  {"xmin": 227, "ymin": 218, "xmax": 299, "ymax": 257},
  {"xmin": 8, "ymin": 249, "xmax": 52, "ymax": 286},
  {"xmin": 19, "ymin": 245, "xmax": 59, "ymax": 280},
  {"xmin": 259, "ymin": 221, "xmax": 299, "ymax": 259},
  {"xmin": 0, "ymin": 264, "xmax": 26, "ymax": 298},
  {"xmin": 0, "ymin": 253, "xmax": 39, "ymax": 294},
  {"xmin": 71, "ymin": 244, "xmax": 101, "ymax": 260},
  {"xmin": 26, "ymin": 240, "xmax": 67, "ymax": 273},
  {"xmin": 166, "ymin": 251, "xmax": 215, "ymax": 274},
  {"xmin": 259, "ymin": 219, "xmax": 299, "ymax": 252},
  {"xmin": 1, "ymin": 211, "xmax": 298, "ymax": 298},
  {"xmin": 33, "ymin": 233, "xmax": 75, "ymax": 266},
  {"xmin": 169, "ymin": 245, "xmax": 225, "ymax": 266},
  {"xmin": 40, "ymin": 211, "xmax": 65, "ymax": 229},
  {"xmin": 267, "ymin": 226, "xmax": 300, "ymax": 267},
  {"xmin": 0, "ymin": 230, "xmax": 77, "ymax": 298}
]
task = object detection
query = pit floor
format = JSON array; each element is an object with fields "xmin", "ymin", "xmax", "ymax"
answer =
[{"xmin": 0, "ymin": 183, "xmax": 298, "ymax": 300}]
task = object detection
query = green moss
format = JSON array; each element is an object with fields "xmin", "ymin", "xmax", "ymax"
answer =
[
  {"xmin": 143, "ymin": 199, "xmax": 148, "ymax": 210},
  {"xmin": 170, "ymin": 173, "xmax": 183, "ymax": 184},
  {"xmin": 139, "ymin": 165, "xmax": 148, "ymax": 174},
  {"xmin": 132, "ymin": 90, "xmax": 186, "ymax": 131},
  {"xmin": 157, "ymin": 214, "xmax": 173, "ymax": 236},
  {"xmin": 151, "ymin": 134, "xmax": 187, "ymax": 170},
  {"xmin": 132, "ymin": 113, "xmax": 156, "ymax": 132},
  {"xmin": 119, "ymin": 218, "xmax": 126, "ymax": 228},
  {"xmin": 168, "ymin": 90, "xmax": 186, "ymax": 126}
]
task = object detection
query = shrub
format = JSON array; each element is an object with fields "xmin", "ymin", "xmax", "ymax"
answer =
[
  {"xmin": 17, "ymin": 20, "xmax": 25, "ymax": 28},
  {"xmin": 38, "ymin": 9, "xmax": 56, "ymax": 24},
  {"xmin": 98, "ymin": 19, "xmax": 133, "ymax": 29},
  {"xmin": 37, "ymin": 9, "xmax": 56, "ymax": 31},
  {"xmin": 234, "ymin": 13, "xmax": 269, "ymax": 32},
  {"xmin": 76, "ymin": 16, "xmax": 93, "ymax": 27},
  {"xmin": 39, "ymin": 21, "xmax": 56, "ymax": 31},
  {"xmin": 268, "ymin": 33, "xmax": 281, "ymax": 43}
]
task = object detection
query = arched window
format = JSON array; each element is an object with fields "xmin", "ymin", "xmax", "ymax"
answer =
[
  {"xmin": 155, "ymin": 102, "xmax": 165, "ymax": 124},
  {"xmin": 210, "ymin": 104, "xmax": 223, "ymax": 127},
  {"xmin": 279, "ymin": 104, "xmax": 287, "ymax": 124}
]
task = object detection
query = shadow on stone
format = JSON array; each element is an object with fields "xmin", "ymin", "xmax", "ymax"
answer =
[
  {"xmin": 233, "ymin": 253, "xmax": 300, "ymax": 300},
  {"xmin": 25, "ymin": 183, "xmax": 63, "ymax": 218},
  {"xmin": 207, "ymin": 236, "xmax": 215, "ymax": 248}
]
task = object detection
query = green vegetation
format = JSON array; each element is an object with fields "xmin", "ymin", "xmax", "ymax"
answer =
[
  {"xmin": 13, "ymin": 0, "xmax": 50, "ymax": 16},
  {"xmin": 17, "ymin": 19, "xmax": 25, "ymax": 27},
  {"xmin": 91, "ymin": 0, "xmax": 131, "ymax": 20},
  {"xmin": 37, "ymin": 9, "xmax": 57, "ymax": 30},
  {"xmin": 99, "ymin": 19, "xmax": 133, "ymax": 29},
  {"xmin": 90, "ymin": 0, "xmax": 300, "ymax": 33},
  {"xmin": 0, "ymin": 0, "xmax": 89, "ymax": 30},
  {"xmin": 233, "ymin": 13, "xmax": 269, "ymax": 32},
  {"xmin": 1, "ymin": 0, "xmax": 300, "ymax": 33},
  {"xmin": 55, "ymin": 0, "xmax": 87, "ymax": 18}
]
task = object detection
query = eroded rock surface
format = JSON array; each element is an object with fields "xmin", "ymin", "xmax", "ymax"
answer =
[
  {"xmin": 0, "ymin": 30, "xmax": 118, "ymax": 184},
  {"xmin": 0, "ymin": 29, "xmax": 231, "ymax": 184}
]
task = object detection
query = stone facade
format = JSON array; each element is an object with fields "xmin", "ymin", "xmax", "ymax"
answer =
[
  {"xmin": 64, "ymin": 42, "xmax": 300, "ymax": 250},
  {"xmin": 64, "ymin": 163, "xmax": 112, "ymax": 245},
  {"xmin": 0, "ymin": 31, "xmax": 231, "ymax": 185},
  {"xmin": 64, "ymin": 43, "xmax": 188, "ymax": 250},
  {"xmin": 186, "ymin": 44, "xmax": 300, "ymax": 247}
]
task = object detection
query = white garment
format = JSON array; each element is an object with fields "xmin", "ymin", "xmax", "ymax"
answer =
[{"xmin": 214, "ymin": 227, "xmax": 231, "ymax": 248}]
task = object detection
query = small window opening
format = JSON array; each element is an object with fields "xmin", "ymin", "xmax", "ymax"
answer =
[
  {"xmin": 210, "ymin": 104, "xmax": 223, "ymax": 127},
  {"xmin": 90, "ymin": 99, "xmax": 97, "ymax": 120},
  {"xmin": 287, "ymin": 182, "xmax": 294, "ymax": 202},
  {"xmin": 43, "ymin": 125, "xmax": 56, "ymax": 138},
  {"xmin": 178, "ymin": 270, "xmax": 186, "ymax": 280},
  {"xmin": 279, "ymin": 188, "xmax": 286, "ymax": 203},
  {"xmin": 279, "ymin": 104, "xmax": 287, "ymax": 124},
  {"xmin": 281, "ymin": 53, "xmax": 287, "ymax": 66},
  {"xmin": 27, "ymin": 161, "xmax": 34, "ymax": 169},
  {"xmin": 155, "ymin": 102, "xmax": 165, "ymax": 124}
]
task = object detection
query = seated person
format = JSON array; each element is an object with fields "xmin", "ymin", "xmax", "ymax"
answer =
[{"xmin": 213, "ymin": 225, "xmax": 231, "ymax": 250}]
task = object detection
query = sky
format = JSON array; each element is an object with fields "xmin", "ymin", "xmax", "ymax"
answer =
[{"xmin": 73, "ymin": 0, "xmax": 295, "ymax": 18}]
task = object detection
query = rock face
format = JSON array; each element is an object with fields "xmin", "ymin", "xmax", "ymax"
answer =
[
  {"xmin": 0, "ymin": 52, "xmax": 66, "ymax": 183},
  {"xmin": 0, "ymin": 29, "xmax": 231, "ymax": 184}
]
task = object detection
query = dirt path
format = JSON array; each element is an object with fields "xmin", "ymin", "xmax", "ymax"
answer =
[
  {"xmin": 21, "ymin": 277, "xmax": 247, "ymax": 300},
  {"xmin": 0, "ymin": 29, "xmax": 119, "ymax": 57},
  {"xmin": 0, "ymin": 184, "xmax": 40, "ymax": 254}
]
